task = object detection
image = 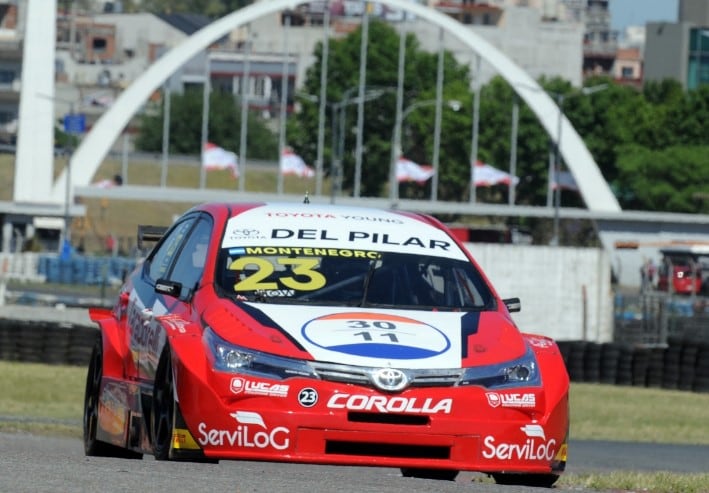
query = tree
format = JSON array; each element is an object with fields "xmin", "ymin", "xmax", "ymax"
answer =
[
  {"xmin": 289, "ymin": 19, "xmax": 473, "ymax": 199},
  {"xmin": 615, "ymin": 144, "xmax": 709, "ymax": 213},
  {"xmin": 135, "ymin": 89, "xmax": 278, "ymax": 160}
]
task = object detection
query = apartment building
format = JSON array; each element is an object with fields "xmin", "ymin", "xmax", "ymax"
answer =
[
  {"xmin": 644, "ymin": 0, "xmax": 708, "ymax": 90},
  {"xmin": 0, "ymin": 1, "xmax": 22, "ymax": 144}
]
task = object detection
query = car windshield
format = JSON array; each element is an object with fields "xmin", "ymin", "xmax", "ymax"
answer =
[{"xmin": 215, "ymin": 248, "xmax": 494, "ymax": 311}]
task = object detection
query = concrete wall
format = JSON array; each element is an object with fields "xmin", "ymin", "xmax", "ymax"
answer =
[{"xmin": 466, "ymin": 243, "xmax": 613, "ymax": 343}]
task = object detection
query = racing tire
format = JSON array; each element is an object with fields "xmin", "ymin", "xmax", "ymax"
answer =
[
  {"xmin": 152, "ymin": 346, "xmax": 176, "ymax": 460},
  {"xmin": 400, "ymin": 468, "xmax": 459, "ymax": 481},
  {"xmin": 492, "ymin": 473, "xmax": 559, "ymax": 488},
  {"xmin": 83, "ymin": 335, "xmax": 143, "ymax": 459}
]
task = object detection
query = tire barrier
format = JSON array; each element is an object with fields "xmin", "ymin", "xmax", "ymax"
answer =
[
  {"xmin": 557, "ymin": 338, "xmax": 709, "ymax": 394},
  {"xmin": 0, "ymin": 319, "xmax": 97, "ymax": 367},
  {"xmin": 1, "ymin": 318, "xmax": 708, "ymax": 394}
]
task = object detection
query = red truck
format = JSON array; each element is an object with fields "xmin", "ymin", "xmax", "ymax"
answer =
[{"xmin": 657, "ymin": 245, "xmax": 709, "ymax": 295}]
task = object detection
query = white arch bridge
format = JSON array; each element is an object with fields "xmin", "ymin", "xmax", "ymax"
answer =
[{"xmin": 13, "ymin": 0, "xmax": 620, "ymax": 212}]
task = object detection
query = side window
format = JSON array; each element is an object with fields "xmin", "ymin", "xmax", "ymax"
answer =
[
  {"xmin": 147, "ymin": 218, "xmax": 196, "ymax": 282},
  {"xmin": 169, "ymin": 217, "xmax": 213, "ymax": 298}
]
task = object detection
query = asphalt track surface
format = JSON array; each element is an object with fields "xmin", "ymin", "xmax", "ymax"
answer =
[{"xmin": 1, "ymin": 432, "xmax": 707, "ymax": 493}]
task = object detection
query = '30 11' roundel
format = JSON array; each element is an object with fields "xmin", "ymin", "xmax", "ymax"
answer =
[{"xmin": 301, "ymin": 312, "xmax": 450, "ymax": 359}]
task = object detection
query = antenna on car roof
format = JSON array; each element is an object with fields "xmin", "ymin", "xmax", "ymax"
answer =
[{"xmin": 303, "ymin": 191, "xmax": 310, "ymax": 204}]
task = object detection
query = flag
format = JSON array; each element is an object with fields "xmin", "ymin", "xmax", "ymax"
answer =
[
  {"xmin": 92, "ymin": 175, "xmax": 123, "ymax": 188},
  {"xmin": 552, "ymin": 170, "xmax": 579, "ymax": 191},
  {"xmin": 396, "ymin": 157, "xmax": 435, "ymax": 183},
  {"xmin": 280, "ymin": 147, "xmax": 314, "ymax": 178},
  {"xmin": 202, "ymin": 142, "xmax": 238, "ymax": 177},
  {"xmin": 473, "ymin": 160, "xmax": 519, "ymax": 187}
]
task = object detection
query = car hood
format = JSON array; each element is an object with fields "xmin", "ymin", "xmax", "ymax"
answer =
[{"xmin": 207, "ymin": 301, "xmax": 527, "ymax": 370}]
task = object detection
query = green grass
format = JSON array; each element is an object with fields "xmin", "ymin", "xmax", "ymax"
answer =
[
  {"xmin": 1, "ymin": 361, "xmax": 708, "ymax": 491},
  {"xmin": 570, "ymin": 383, "xmax": 709, "ymax": 444},
  {"xmin": 558, "ymin": 471, "xmax": 709, "ymax": 493},
  {"xmin": 0, "ymin": 361, "xmax": 84, "ymax": 438}
]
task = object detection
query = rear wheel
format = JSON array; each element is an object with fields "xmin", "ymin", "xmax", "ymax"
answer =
[
  {"xmin": 400, "ymin": 468, "xmax": 459, "ymax": 481},
  {"xmin": 83, "ymin": 335, "xmax": 142, "ymax": 459},
  {"xmin": 152, "ymin": 346, "xmax": 175, "ymax": 460},
  {"xmin": 492, "ymin": 473, "xmax": 559, "ymax": 488}
]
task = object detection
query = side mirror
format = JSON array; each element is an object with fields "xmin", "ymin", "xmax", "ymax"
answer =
[
  {"xmin": 155, "ymin": 278, "xmax": 182, "ymax": 298},
  {"xmin": 503, "ymin": 297, "xmax": 521, "ymax": 313}
]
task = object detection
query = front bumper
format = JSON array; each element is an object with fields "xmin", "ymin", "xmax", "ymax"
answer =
[{"xmin": 171, "ymin": 362, "xmax": 568, "ymax": 474}]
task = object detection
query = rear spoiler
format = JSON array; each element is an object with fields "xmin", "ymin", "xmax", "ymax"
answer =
[{"xmin": 137, "ymin": 225, "xmax": 168, "ymax": 250}]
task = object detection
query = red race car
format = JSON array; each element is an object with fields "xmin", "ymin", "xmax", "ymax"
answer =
[{"xmin": 84, "ymin": 202, "xmax": 569, "ymax": 487}]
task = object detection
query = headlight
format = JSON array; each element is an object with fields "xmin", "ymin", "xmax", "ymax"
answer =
[
  {"xmin": 457, "ymin": 346, "xmax": 540, "ymax": 389},
  {"xmin": 204, "ymin": 327, "xmax": 318, "ymax": 380}
]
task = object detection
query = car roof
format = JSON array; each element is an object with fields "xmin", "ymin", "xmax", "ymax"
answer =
[
  {"xmin": 660, "ymin": 244, "xmax": 709, "ymax": 256},
  {"xmin": 197, "ymin": 201, "xmax": 469, "ymax": 261}
]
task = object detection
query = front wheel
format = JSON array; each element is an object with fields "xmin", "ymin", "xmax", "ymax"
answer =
[
  {"xmin": 151, "ymin": 346, "xmax": 176, "ymax": 460},
  {"xmin": 83, "ymin": 335, "xmax": 142, "ymax": 459},
  {"xmin": 492, "ymin": 473, "xmax": 559, "ymax": 488},
  {"xmin": 400, "ymin": 468, "xmax": 459, "ymax": 481}
]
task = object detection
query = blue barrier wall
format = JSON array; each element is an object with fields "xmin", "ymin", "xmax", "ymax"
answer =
[{"xmin": 37, "ymin": 255, "xmax": 137, "ymax": 285}]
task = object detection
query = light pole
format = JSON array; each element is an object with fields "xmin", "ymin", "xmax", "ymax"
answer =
[
  {"xmin": 389, "ymin": 99, "xmax": 461, "ymax": 204},
  {"xmin": 333, "ymin": 86, "xmax": 392, "ymax": 202},
  {"xmin": 42, "ymin": 93, "xmax": 83, "ymax": 256},
  {"xmin": 549, "ymin": 83, "xmax": 607, "ymax": 246}
]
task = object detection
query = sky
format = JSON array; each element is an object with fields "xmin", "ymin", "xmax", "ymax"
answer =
[{"xmin": 608, "ymin": 0, "xmax": 679, "ymax": 33}]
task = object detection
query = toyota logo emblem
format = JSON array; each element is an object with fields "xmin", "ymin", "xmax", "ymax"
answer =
[{"xmin": 372, "ymin": 368, "xmax": 408, "ymax": 391}]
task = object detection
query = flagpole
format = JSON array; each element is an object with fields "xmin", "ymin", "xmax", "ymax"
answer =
[
  {"xmin": 121, "ymin": 132, "xmax": 128, "ymax": 185},
  {"xmin": 469, "ymin": 54, "xmax": 481, "ymax": 203},
  {"xmin": 353, "ymin": 4, "xmax": 369, "ymax": 198},
  {"xmin": 200, "ymin": 52, "xmax": 210, "ymax": 189},
  {"xmin": 508, "ymin": 94, "xmax": 518, "ymax": 206},
  {"xmin": 277, "ymin": 15, "xmax": 290, "ymax": 195},
  {"xmin": 550, "ymin": 92, "xmax": 564, "ymax": 246},
  {"xmin": 315, "ymin": 3, "xmax": 330, "ymax": 196},
  {"xmin": 389, "ymin": 24, "xmax": 406, "ymax": 206},
  {"xmin": 430, "ymin": 27, "xmax": 444, "ymax": 202},
  {"xmin": 160, "ymin": 76, "xmax": 171, "ymax": 188},
  {"xmin": 238, "ymin": 25, "xmax": 251, "ymax": 192}
]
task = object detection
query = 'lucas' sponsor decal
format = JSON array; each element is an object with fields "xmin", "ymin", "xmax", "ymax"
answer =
[{"xmin": 486, "ymin": 392, "xmax": 536, "ymax": 408}]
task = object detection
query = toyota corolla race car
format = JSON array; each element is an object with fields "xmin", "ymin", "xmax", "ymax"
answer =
[{"xmin": 84, "ymin": 202, "xmax": 569, "ymax": 487}]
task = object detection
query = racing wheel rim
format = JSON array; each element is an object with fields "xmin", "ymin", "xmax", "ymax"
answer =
[
  {"xmin": 152, "ymin": 348, "xmax": 175, "ymax": 460},
  {"xmin": 83, "ymin": 338, "xmax": 102, "ymax": 453}
]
